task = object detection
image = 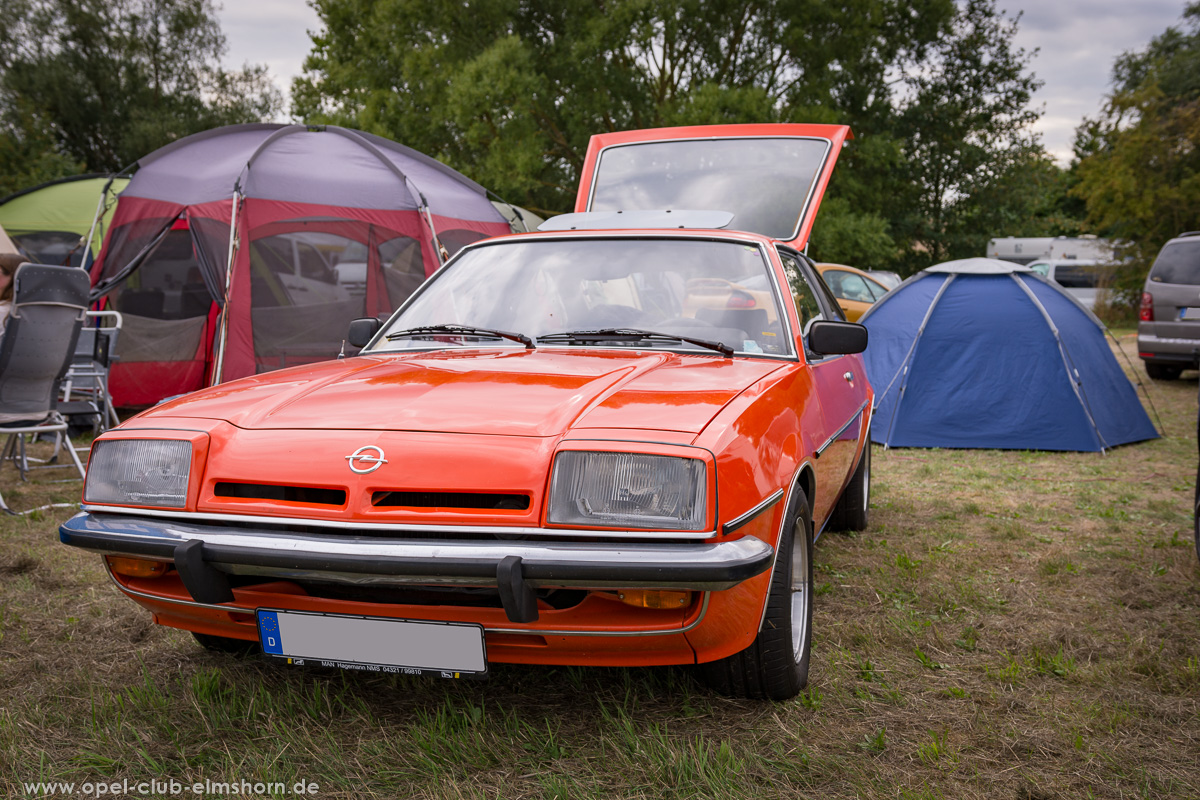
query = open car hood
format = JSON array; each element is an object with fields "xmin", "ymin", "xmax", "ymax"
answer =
[{"xmin": 573, "ymin": 123, "xmax": 852, "ymax": 249}]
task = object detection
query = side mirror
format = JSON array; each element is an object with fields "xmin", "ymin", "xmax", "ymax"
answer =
[
  {"xmin": 347, "ymin": 317, "xmax": 382, "ymax": 348},
  {"xmin": 808, "ymin": 320, "xmax": 868, "ymax": 356}
]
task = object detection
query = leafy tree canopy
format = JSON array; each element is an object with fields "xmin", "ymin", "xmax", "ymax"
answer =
[
  {"xmin": 295, "ymin": 0, "xmax": 1058, "ymax": 274},
  {"xmin": 1073, "ymin": 2, "xmax": 1200, "ymax": 300},
  {"xmin": 0, "ymin": 0, "xmax": 282, "ymax": 193}
]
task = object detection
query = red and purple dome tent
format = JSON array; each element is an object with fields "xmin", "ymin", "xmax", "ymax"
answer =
[{"xmin": 90, "ymin": 124, "xmax": 511, "ymax": 406}]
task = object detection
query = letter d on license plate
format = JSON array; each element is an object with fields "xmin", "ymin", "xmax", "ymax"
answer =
[{"xmin": 257, "ymin": 609, "xmax": 487, "ymax": 678}]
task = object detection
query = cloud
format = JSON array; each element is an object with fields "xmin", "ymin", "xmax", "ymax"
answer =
[
  {"xmin": 217, "ymin": 2, "xmax": 321, "ymax": 114},
  {"xmin": 1007, "ymin": 1, "xmax": 1188, "ymax": 161}
]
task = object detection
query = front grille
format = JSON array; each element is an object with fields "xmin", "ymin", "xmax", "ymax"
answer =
[
  {"xmin": 214, "ymin": 482, "xmax": 347, "ymax": 506},
  {"xmin": 371, "ymin": 491, "xmax": 531, "ymax": 511}
]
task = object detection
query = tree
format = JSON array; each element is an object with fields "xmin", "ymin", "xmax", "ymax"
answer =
[
  {"xmin": 294, "ymin": 0, "xmax": 1049, "ymax": 274},
  {"xmin": 294, "ymin": 0, "xmax": 954, "ymax": 219},
  {"xmin": 0, "ymin": 0, "xmax": 282, "ymax": 178},
  {"xmin": 883, "ymin": 0, "xmax": 1045, "ymax": 270},
  {"xmin": 1072, "ymin": 2, "xmax": 1200, "ymax": 303}
]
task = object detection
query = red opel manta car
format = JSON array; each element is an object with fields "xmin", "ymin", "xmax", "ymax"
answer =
[{"xmin": 60, "ymin": 123, "xmax": 872, "ymax": 700}]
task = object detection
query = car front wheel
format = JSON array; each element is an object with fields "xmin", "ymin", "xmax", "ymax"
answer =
[
  {"xmin": 1194, "ymin": 485, "xmax": 1200, "ymax": 562},
  {"xmin": 697, "ymin": 489, "xmax": 813, "ymax": 701}
]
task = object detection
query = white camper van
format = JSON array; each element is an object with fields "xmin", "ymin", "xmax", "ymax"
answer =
[{"xmin": 987, "ymin": 236, "xmax": 1116, "ymax": 266}]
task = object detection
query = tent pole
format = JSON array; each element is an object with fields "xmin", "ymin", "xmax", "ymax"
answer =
[
  {"xmin": 486, "ymin": 190, "xmax": 530, "ymax": 232},
  {"xmin": 407, "ymin": 178, "xmax": 447, "ymax": 266},
  {"xmin": 422, "ymin": 202, "xmax": 447, "ymax": 265},
  {"xmin": 1011, "ymin": 274, "xmax": 1108, "ymax": 451},
  {"xmin": 881, "ymin": 274, "xmax": 954, "ymax": 445},
  {"xmin": 79, "ymin": 177, "xmax": 115, "ymax": 270},
  {"xmin": 213, "ymin": 191, "xmax": 241, "ymax": 385}
]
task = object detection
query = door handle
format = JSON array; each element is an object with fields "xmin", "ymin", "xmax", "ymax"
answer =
[{"xmin": 843, "ymin": 372, "xmax": 854, "ymax": 382}]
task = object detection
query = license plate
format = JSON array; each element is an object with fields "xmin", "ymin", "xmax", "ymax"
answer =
[
  {"xmin": 256, "ymin": 609, "xmax": 487, "ymax": 678},
  {"xmin": 1178, "ymin": 308, "xmax": 1200, "ymax": 320}
]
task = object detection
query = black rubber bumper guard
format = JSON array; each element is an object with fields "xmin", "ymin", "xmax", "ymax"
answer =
[{"xmin": 174, "ymin": 540, "xmax": 543, "ymax": 623}]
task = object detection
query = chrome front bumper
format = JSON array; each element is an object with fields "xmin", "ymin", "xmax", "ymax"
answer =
[{"xmin": 60, "ymin": 512, "xmax": 774, "ymax": 622}]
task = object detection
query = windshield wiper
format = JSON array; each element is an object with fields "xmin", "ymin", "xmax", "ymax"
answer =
[
  {"xmin": 385, "ymin": 324, "xmax": 535, "ymax": 349},
  {"xmin": 538, "ymin": 328, "xmax": 734, "ymax": 358}
]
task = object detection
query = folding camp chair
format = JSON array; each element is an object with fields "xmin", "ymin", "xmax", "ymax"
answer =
[
  {"xmin": 61, "ymin": 309, "xmax": 122, "ymax": 434},
  {"xmin": 0, "ymin": 263, "xmax": 91, "ymax": 513}
]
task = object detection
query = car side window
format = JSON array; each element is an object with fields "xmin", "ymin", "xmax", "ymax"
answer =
[
  {"xmin": 831, "ymin": 271, "xmax": 875, "ymax": 303},
  {"xmin": 779, "ymin": 251, "xmax": 844, "ymax": 359},
  {"xmin": 780, "ymin": 254, "xmax": 823, "ymax": 328},
  {"xmin": 782, "ymin": 252, "xmax": 844, "ymax": 321}
]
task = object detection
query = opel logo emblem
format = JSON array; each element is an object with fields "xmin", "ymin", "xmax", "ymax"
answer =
[{"xmin": 346, "ymin": 445, "xmax": 387, "ymax": 474}]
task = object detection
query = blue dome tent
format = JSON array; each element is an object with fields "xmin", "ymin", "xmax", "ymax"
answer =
[{"xmin": 860, "ymin": 258, "xmax": 1158, "ymax": 452}]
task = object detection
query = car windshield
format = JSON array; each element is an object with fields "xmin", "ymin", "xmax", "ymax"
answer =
[
  {"xmin": 371, "ymin": 237, "xmax": 792, "ymax": 356},
  {"xmin": 588, "ymin": 138, "xmax": 831, "ymax": 240}
]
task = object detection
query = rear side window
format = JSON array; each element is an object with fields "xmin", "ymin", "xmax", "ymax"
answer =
[
  {"xmin": 1055, "ymin": 264, "xmax": 1100, "ymax": 288},
  {"xmin": 1149, "ymin": 240, "xmax": 1200, "ymax": 285}
]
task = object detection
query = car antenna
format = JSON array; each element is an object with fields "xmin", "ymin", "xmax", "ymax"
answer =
[{"xmin": 337, "ymin": 340, "xmax": 346, "ymax": 359}]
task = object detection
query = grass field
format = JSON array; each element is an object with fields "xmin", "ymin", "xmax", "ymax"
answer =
[{"xmin": 1, "ymin": 332, "xmax": 1197, "ymax": 799}]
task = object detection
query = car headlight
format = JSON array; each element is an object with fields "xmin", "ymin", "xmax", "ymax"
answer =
[
  {"xmin": 548, "ymin": 451, "xmax": 707, "ymax": 530},
  {"xmin": 84, "ymin": 440, "xmax": 193, "ymax": 508}
]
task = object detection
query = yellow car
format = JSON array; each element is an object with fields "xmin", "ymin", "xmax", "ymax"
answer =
[{"xmin": 815, "ymin": 263, "xmax": 891, "ymax": 321}]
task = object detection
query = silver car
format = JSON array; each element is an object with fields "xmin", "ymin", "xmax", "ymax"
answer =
[
  {"xmin": 1027, "ymin": 259, "xmax": 1115, "ymax": 311},
  {"xmin": 1139, "ymin": 232, "xmax": 1200, "ymax": 380}
]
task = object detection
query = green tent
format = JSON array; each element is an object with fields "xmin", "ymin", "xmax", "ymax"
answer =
[
  {"xmin": 0, "ymin": 174, "xmax": 128, "ymax": 267},
  {"xmin": 0, "ymin": 223, "xmax": 16, "ymax": 256}
]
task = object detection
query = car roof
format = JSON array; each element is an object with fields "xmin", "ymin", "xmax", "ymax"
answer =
[
  {"xmin": 478, "ymin": 225, "xmax": 777, "ymax": 248},
  {"xmin": 814, "ymin": 262, "xmax": 890, "ymax": 288},
  {"xmin": 1027, "ymin": 258, "xmax": 1104, "ymax": 266},
  {"xmin": 537, "ymin": 210, "xmax": 735, "ymax": 232}
]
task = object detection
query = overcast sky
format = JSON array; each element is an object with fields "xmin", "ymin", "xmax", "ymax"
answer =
[{"xmin": 216, "ymin": 2, "xmax": 1191, "ymax": 165}]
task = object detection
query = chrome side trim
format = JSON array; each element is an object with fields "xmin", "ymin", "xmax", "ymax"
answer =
[
  {"xmin": 722, "ymin": 489, "xmax": 784, "ymax": 535},
  {"xmin": 81, "ymin": 504, "xmax": 718, "ymax": 541},
  {"xmin": 104, "ymin": 561, "xmax": 711, "ymax": 639},
  {"xmin": 814, "ymin": 401, "xmax": 868, "ymax": 458}
]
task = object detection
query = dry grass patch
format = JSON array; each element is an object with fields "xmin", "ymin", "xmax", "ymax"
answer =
[{"xmin": 1, "ymin": 333, "xmax": 1198, "ymax": 799}]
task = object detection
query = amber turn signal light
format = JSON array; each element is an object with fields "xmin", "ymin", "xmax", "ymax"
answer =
[
  {"xmin": 105, "ymin": 556, "xmax": 169, "ymax": 578},
  {"xmin": 616, "ymin": 589, "xmax": 692, "ymax": 609}
]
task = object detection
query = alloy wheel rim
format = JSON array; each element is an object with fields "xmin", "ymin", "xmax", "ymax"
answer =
[
  {"xmin": 862, "ymin": 454, "xmax": 870, "ymax": 513},
  {"xmin": 790, "ymin": 516, "xmax": 810, "ymax": 660}
]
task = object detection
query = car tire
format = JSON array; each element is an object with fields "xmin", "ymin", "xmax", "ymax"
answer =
[
  {"xmin": 1195, "ymin": 501, "xmax": 1200, "ymax": 563},
  {"xmin": 697, "ymin": 489, "xmax": 813, "ymax": 700},
  {"xmin": 192, "ymin": 632, "xmax": 257, "ymax": 655},
  {"xmin": 827, "ymin": 441, "xmax": 870, "ymax": 533},
  {"xmin": 1146, "ymin": 363, "xmax": 1182, "ymax": 380},
  {"xmin": 1194, "ymin": 484, "xmax": 1200, "ymax": 563}
]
